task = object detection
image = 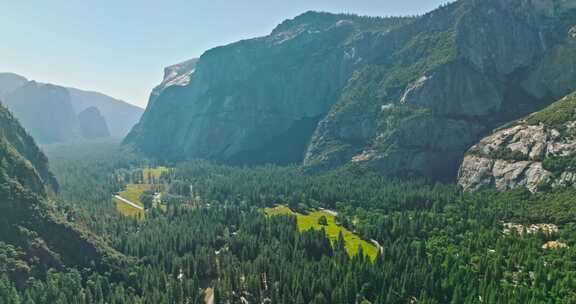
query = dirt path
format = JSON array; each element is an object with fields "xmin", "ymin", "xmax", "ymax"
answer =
[
  {"xmin": 371, "ymin": 239, "xmax": 383, "ymax": 254},
  {"xmin": 204, "ymin": 288, "xmax": 214, "ymax": 304},
  {"xmin": 114, "ymin": 195, "xmax": 144, "ymax": 210},
  {"xmin": 318, "ymin": 207, "xmax": 338, "ymax": 216}
]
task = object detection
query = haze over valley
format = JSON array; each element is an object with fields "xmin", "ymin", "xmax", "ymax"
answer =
[{"xmin": 2, "ymin": 1, "xmax": 576, "ymax": 303}]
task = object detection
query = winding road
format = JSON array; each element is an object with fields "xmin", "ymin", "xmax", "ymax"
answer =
[{"xmin": 114, "ymin": 195, "xmax": 144, "ymax": 210}]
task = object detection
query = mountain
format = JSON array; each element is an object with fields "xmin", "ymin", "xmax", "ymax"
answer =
[
  {"xmin": 0, "ymin": 73, "xmax": 27, "ymax": 99},
  {"xmin": 0, "ymin": 73, "xmax": 144, "ymax": 140},
  {"xmin": 126, "ymin": 0, "xmax": 576, "ymax": 180},
  {"xmin": 458, "ymin": 91, "xmax": 576, "ymax": 192},
  {"xmin": 78, "ymin": 106, "xmax": 111, "ymax": 139},
  {"xmin": 124, "ymin": 13, "xmax": 414, "ymax": 164},
  {"xmin": 67, "ymin": 87, "xmax": 143, "ymax": 137},
  {"xmin": 0, "ymin": 102, "xmax": 121, "ymax": 285},
  {"xmin": 4, "ymin": 81, "xmax": 82, "ymax": 144}
]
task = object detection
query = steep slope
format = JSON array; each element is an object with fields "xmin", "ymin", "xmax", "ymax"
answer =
[
  {"xmin": 0, "ymin": 102, "xmax": 121, "ymax": 284},
  {"xmin": 4, "ymin": 81, "xmax": 81, "ymax": 144},
  {"xmin": 67, "ymin": 87, "xmax": 143, "ymax": 137},
  {"xmin": 78, "ymin": 106, "xmax": 111, "ymax": 139},
  {"xmin": 148, "ymin": 58, "xmax": 198, "ymax": 108},
  {"xmin": 307, "ymin": 0, "xmax": 576, "ymax": 179},
  {"xmin": 0, "ymin": 73, "xmax": 27, "ymax": 99},
  {"xmin": 458, "ymin": 91, "xmax": 576, "ymax": 192},
  {"xmin": 127, "ymin": 0, "xmax": 576, "ymax": 179},
  {"xmin": 0, "ymin": 101, "xmax": 58, "ymax": 193},
  {"xmin": 125, "ymin": 12, "xmax": 414, "ymax": 164}
]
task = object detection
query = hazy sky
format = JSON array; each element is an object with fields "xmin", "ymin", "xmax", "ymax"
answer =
[{"xmin": 0, "ymin": 1, "xmax": 451, "ymax": 108}]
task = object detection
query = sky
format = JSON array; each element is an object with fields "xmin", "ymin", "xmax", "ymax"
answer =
[{"xmin": 0, "ymin": 0, "xmax": 451, "ymax": 108}]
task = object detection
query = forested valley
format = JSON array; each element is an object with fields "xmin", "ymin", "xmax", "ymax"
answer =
[
  {"xmin": 3, "ymin": 0, "xmax": 576, "ymax": 302},
  {"xmin": 2, "ymin": 141, "xmax": 576, "ymax": 304}
]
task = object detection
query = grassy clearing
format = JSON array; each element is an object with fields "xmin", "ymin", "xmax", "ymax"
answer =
[
  {"xmin": 264, "ymin": 205, "xmax": 378, "ymax": 260},
  {"xmin": 143, "ymin": 166, "xmax": 170, "ymax": 183},
  {"xmin": 114, "ymin": 197, "xmax": 145, "ymax": 218},
  {"xmin": 114, "ymin": 166, "xmax": 171, "ymax": 218},
  {"xmin": 118, "ymin": 184, "xmax": 152, "ymax": 207},
  {"xmin": 115, "ymin": 184, "xmax": 152, "ymax": 218}
]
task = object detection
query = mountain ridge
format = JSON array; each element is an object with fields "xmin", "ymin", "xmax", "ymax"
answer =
[
  {"xmin": 0, "ymin": 73, "xmax": 144, "ymax": 141},
  {"xmin": 126, "ymin": 0, "xmax": 576, "ymax": 180}
]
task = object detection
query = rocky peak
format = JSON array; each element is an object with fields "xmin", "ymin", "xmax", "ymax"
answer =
[
  {"xmin": 78, "ymin": 106, "xmax": 110, "ymax": 139},
  {"xmin": 161, "ymin": 58, "xmax": 198, "ymax": 89}
]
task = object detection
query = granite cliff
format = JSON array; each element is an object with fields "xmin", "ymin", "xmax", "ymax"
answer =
[
  {"xmin": 458, "ymin": 92, "xmax": 576, "ymax": 192},
  {"xmin": 67, "ymin": 87, "xmax": 143, "ymax": 138},
  {"xmin": 78, "ymin": 106, "xmax": 111, "ymax": 139},
  {"xmin": 4, "ymin": 81, "xmax": 82, "ymax": 144},
  {"xmin": 125, "ymin": 13, "xmax": 412, "ymax": 164},
  {"xmin": 126, "ymin": 0, "xmax": 576, "ymax": 180}
]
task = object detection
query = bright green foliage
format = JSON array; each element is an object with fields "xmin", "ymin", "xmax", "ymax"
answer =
[
  {"xmin": 543, "ymin": 154, "xmax": 576, "ymax": 175},
  {"xmin": 525, "ymin": 92, "xmax": 576, "ymax": 129},
  {"xmin": 265, "ymin": 206, "xmax": 378, "ymax": 260}
]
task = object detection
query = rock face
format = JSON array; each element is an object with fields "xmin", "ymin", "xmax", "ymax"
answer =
[
  {"xmin": 4, "ymin": 81, "xmax": 82, "ymax": 144},
  {"xmin": 0, "ymin": 73, "xmax": 27, "ymax": 99},
  {"xmin": 127, "ymin": 0, "xmax": 576, "ymax": 179},
  {"xmin": 0, "ymin": 73, "xmax": 144, "ymax": 139},
  {"xmin": 0, "ymin": 102, "xmax": 118, "ymax": 282},
  {"xmin": 125, "ymin": 12, "xmax": 403, "ymax": 164},
  {"xmin": 78, "ymin": 106, "xmax": 111, "ymax": 139},
  {"xmin": 458, "ymin": 92, "xmax": 576, "ymax": 192},
  {"xmin": 67, "ymin": 87, "xmax": 143, "ymax": 138},
  {"xmin": 149, "ymin": 58, "xmax": 198, "ymax": 108}
]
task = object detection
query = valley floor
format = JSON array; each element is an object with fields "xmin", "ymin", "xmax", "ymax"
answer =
[
  {"xmin": 264, "ymin": 205, "xmax": 379, "ymax": 260},
  {"xmin": 3, "ymin": 141, "xmax": 576, "ymax": 303}
]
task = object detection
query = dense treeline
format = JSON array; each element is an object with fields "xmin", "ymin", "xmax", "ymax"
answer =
[
  {"xmin": 2, "ymin": 142, "xmax": 576, "ymax": 303},
  {"xmin": 172, "ymin": 161, "xmax": 459, "ymax": 212}
]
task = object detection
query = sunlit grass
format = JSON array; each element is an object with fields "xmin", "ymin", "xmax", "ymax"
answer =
[
  {"xmin": 264, "ymin": 205, "xmax": 378, "ymax": 260},
  {"xmin": 118, "ymin": 184, "xmax": 152, "ymax": 207},
  {"xmin": 142, "ymin": 166, "xmax": 170, "ymax": 183},
  {"xmin": 114, "ymin": 197, "xmax": 144, "ymax": 218},
  {"xmin": 114, "ymin": 167, "xmax": 170, "ymax": 218}
]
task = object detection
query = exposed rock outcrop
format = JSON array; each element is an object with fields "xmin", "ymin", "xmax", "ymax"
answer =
[
  {"xmin": 308, "ymin": 0, "xmax": 576, "ymax": 179},
  {"xmin": 458, "ymin": 92, "xmax": 576, "ymax": 192},
  {"xmin": 67, "ymin": 87, "xmax": 143, "ymax": 138},
  {"xmin": 78, "ymin": 106, "xmax": 111, "ymax": 139},
  {"xmin": 125, "ymin": 12, "xmax": 407, "ymax": 164},
  {"xmin": 4, "ymin": 81, "xmax": 82, "ymax": 144},
  {"xmin": 126, "ymin": 0, "xmax": 576, "ymax": 179}
]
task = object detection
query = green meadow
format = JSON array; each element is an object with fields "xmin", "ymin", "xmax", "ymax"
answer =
[{"xmin": 265, "ymin": 205, "xmax": 378, "ymax": 260}]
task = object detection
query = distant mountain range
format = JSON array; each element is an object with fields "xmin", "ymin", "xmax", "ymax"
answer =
[{"xmin": 0, "ymin": 73, "xmax": 143, "ymax": 144}]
